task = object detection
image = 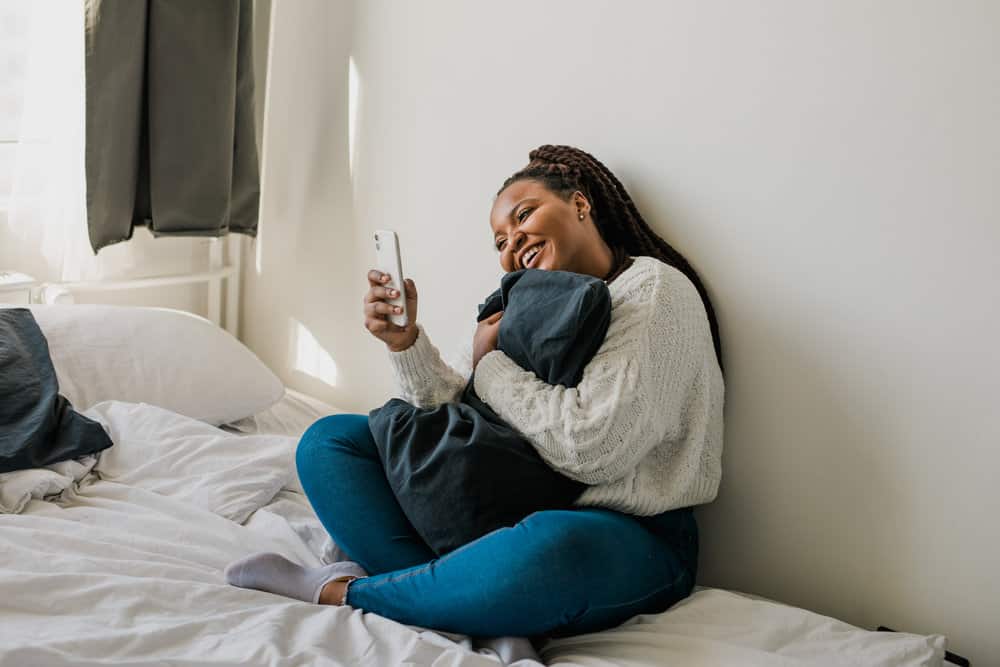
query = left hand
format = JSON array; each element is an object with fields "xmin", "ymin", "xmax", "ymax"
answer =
[{"xmin": 473, "ymin": 311, "xmax": 503, "ymax": 370}]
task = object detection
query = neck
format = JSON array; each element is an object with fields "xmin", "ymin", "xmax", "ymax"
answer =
[
  {"xmin": 603, "ymin": 246, "xmax": 634, "ymax": 284},
  {"xmin": 575, "ymin": 242, "xmax": 616, "ymax": 281}
]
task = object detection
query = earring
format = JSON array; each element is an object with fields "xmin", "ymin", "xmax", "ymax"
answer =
[{"xmin": 578, "ymin": 213, "xmax": 584, "ymax": 220}]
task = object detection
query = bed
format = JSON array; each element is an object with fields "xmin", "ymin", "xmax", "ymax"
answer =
[{"xmin": 0, "ymin": 303, "xmax": 949, "ymax": 666}]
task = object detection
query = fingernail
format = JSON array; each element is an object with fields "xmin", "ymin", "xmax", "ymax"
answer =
[
  {"xmin": 381, "ymin": 275, "xmax": 389, "ymax": 282},
  {"xmin": 394, "ymin": 306, "xmax": 402, "ymax": 313},
  {"xmin": 390, "ymin": 290, "xmax": 398, "ymax": 297}
]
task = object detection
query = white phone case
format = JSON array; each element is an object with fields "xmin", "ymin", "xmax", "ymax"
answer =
[{"xmin": 374, "ymin": 229, "xmax": 408, "ymax": 327}]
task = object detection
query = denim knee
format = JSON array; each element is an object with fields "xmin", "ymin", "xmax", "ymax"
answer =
[
  {"xmin": 296, "ymin": 414, "xmax": 367, "ymax": 481},
  {"xmin": 515, "ymin": 510, "xmax": 620, "ymax": 579},
  {"xmin": 515, "ymin": 508, "xmax": 693, "ymax": 588}
]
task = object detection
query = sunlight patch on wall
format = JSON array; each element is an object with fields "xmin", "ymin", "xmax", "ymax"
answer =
[
  {"xmin": 289, "ymin": 318, "xmax": 339, "ymax": 387},
  {"xmin": 348, "ymin": 55, "xmax": 360, "ymax": 178}
]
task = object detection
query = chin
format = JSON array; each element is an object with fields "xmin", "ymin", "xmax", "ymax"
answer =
[{"xmin": 536, "ymin": 253, "xmax": 557, "ymax": 272}]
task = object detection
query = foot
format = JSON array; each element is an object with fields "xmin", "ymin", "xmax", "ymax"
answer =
[{"xmin": 224, "ymin": 552, "xmax": 367, "ymax": 604}]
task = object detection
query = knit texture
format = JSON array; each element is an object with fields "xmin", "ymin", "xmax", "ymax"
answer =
[{"xmin": 386, "ymin": 256, "xmax": 724, "ymax": 515}]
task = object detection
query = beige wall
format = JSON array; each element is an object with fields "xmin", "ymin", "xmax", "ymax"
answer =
[{"xmin": 247, "ymin": 1, "xmax": 1000, "ymax": 662}]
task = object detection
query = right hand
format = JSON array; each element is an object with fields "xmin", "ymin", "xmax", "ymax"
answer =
[
  {"xmin": 364, "ymin": 269, "xmax": 419, "ymax": 352},
  {"xmin": 473, "ymin": 311, "xmax": 503, "ymax": 370}
]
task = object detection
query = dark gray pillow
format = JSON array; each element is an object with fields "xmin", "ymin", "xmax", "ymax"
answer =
[{"xmin": 0, "ymin": 308, "xmax": 113, "ymax": 473}]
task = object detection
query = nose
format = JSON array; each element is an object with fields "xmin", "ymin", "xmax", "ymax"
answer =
[
  {"xmin": 509, "ymin": 230, "xmax": 527, "ymax": 255},
  {"xmin": 506, "ymin": 231, "xmax": 527, "ymax": 268}
]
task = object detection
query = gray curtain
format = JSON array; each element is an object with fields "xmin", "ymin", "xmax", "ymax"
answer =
[{"xmin": 84, "ymin": 0, "xmax": 259, "ymax": 253}]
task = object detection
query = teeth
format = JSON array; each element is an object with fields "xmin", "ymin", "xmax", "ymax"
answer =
[{"xmin": 523, "ymin": 244, "xmax": 541, "ymax": 267}]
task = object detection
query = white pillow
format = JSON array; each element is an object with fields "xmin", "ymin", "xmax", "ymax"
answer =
[{"xmin": 21, "ymin": 304, "xmax": 285, "ymax": 426}]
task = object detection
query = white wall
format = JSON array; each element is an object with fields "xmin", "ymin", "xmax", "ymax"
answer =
[
  {"xmin": 241, "ymin": 0, "xmax": 364, "ymax": 406},
  {"xmin": 248, "ymin": 1, "xmax": 1000, "ymax": 662}
]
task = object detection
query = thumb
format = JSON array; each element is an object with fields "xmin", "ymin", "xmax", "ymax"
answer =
[
  {"xmin": 404, "ymin": 278, "xmax": 418, "ymax": 320},
  {"xmin": 487, "ymin": 311, "xmax": 503, "ymax": 323}
]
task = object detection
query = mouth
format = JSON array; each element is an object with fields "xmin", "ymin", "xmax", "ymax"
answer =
[{"xmin": 520, "ymin": 241, "xmax": 546, "ymax": 269}]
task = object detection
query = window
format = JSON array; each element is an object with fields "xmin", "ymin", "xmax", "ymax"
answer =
[{"xmin": 0, "ymin": 1, "xmax": 31, "ymax": 217}]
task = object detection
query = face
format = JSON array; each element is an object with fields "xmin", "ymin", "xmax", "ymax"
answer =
[{"xmin": 489, "ymin": 179, "xmax": 593, "ymax": 274}]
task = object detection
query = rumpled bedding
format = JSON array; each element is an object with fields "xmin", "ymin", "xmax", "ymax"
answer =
[
  {"xmin": 0, "ymin": 400, "xmax": 532, "ymax": 666},
  {"xmin": 0, "ymin": 399, "xmax": 947, "ymax": 666},
  {"xmin": 0, "ymin": 455, "xmax": 97, "ymax": 514}
]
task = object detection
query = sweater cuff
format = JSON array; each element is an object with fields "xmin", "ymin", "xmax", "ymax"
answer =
[
  {"xmin": 473, "ymin": 349, "xmax": 524, "ymax": 405},
  {"xmin": 386, "ymin": 324, "xmax": 438, "ymax": 385}
]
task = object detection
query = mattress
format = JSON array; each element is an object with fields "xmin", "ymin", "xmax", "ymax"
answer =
[{"xmin": 0, "ymin": 398, "xmax": 947, "ymax": 666}]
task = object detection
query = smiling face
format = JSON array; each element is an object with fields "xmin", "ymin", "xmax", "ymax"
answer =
[{"xmin": 490, "ymin": 179, "xmax": 614, "ymax": 278}]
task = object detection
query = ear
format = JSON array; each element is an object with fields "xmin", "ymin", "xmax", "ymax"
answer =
[{"xmin": 572, "ymin": 191, "xmax": 591, "ymax": 220}]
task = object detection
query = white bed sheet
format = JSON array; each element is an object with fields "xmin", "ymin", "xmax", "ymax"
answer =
[{"xmin": 0, "ymin": 400, "xmax": 947, "ymax": 666}]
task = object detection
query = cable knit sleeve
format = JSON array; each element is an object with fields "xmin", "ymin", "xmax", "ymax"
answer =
[
  {"xmin": 472, "ymin": 262, "xmax": 707, "ymax": 485},
  {"xmin": 386, "ymin": 323, "xmax": 473, "ymax": 408}
]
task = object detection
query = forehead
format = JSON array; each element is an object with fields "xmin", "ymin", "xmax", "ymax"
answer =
[{"xmin": 490, "ymin": 180, "xmax": 552, "ymax": 232}]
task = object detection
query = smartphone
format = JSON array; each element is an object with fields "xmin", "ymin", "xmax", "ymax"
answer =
[{"xmin": 373, "ymin": 229, "xmax": 408, "ymax": 327}]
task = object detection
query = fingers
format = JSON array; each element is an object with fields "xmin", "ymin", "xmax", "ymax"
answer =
[
  {"xmin": 365, "ymin": 319, "xmax": 406, "ymax": 340},
  {"xmin": 367, "ymin": 269, "xmax": 392, "ymax": 287},
  {"xmin": 365, "ymin": 317, "xmax": 406, "ymax": 335},
  {"xmin": 366, "ymin": 271, "xmax": 411, "ymax": 303},
  {"xmin": 476, "ymin": 312, "xmax": 503, "ymax": 330},
  {"xmin": 364, "ymin": 317, "xmax": 387, "ymax": 333},
  {"xmin": 366, "ymin": 300, "xmax": 403, "ymax": 317},
  {"xmin": 364, "ymin": 284, "xmax": 400, "ymax": 303},
  {"xmin": 364, "ymin": 270, "xmax": 416, "ymax": 346}
]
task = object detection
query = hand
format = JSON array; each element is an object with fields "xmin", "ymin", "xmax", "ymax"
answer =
[
  {"xmin": 473, "ymin": 311, "xmax": 503, "ymax": 370},
  {"xmin": 363, "ymin": 269, "xmax": 419, "ymax": 352}
]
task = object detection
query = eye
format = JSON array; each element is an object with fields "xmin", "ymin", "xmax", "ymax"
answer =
[
  {"xmin": 517, "ymin": 207, "xmax": 533, "ymax": 223},
  {"xmin": 496, "ymin": 238, "xmax": 507, "ymax": 251}
]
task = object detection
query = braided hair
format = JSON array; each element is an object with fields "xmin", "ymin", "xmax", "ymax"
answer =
[{"xmin": 498, "ymin": 144, "xmax": 724, "ymax": 372}]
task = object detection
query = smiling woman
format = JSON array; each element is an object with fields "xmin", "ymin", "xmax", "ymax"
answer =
[{"xmin": 228, "ymin": 144, "xmax": 725, "ymax": 641}]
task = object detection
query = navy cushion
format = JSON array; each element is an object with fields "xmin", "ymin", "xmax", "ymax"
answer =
[
  {"xmin": 369, "ymin": 269, "xmax": 611, "ymax": 555},
  {"xmin": 0, "ymin": 308, "xmax": 113, "ymax": 473}
]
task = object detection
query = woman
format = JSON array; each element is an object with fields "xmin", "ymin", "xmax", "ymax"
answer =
[{"xmin": 226, "ymin": 145, "xmax": 725, "ymax": 639}]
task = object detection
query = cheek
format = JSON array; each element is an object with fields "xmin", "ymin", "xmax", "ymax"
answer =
[
  {"xmin": 543, "ymin": 212, "xmax": 572, "ymax": 238},
  {"xmin": 499, "ymin": 250, "xmax": 514, "ymax": 272}
]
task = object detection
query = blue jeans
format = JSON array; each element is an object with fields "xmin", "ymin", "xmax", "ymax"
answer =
[{"xmin": 296, "ymin": 413, "xmax": 698, "ymax": 638}]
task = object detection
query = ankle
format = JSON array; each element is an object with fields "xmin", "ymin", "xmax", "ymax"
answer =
[{"xmin": 318, "ymin": 576, "xmax": 357, "ymax": 606}]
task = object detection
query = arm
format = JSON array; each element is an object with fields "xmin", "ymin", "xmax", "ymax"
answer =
[
  {"xmin": 387, "ymin": 323, "xmax": 474, "ymax": 408},
  {"xmin": 366, "ymin": 269, "xmax": 474, "ymax": 408},
  {"xmin": 472, "ymin": 266, "xmax": 708, "ymax": 485}
]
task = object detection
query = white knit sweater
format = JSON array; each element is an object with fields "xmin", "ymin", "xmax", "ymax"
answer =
[{"xmin": 386, "ymin": 256, "xmax": 725, "ymax": 515}]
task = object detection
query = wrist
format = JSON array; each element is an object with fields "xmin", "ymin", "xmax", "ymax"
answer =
[{"xmin": 387, "ymin": 327, "xmax": 419, "ymax": 353}]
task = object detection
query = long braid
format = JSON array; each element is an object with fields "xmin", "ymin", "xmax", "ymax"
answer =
[{"xmin": 499, "ymin": 145, "xmax": 724, "ymax": 372}]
